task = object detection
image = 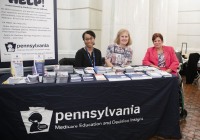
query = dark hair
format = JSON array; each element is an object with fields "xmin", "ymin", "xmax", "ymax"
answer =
[
  {"xmin": 152, "ymin": 33, "xmax": 163, "ymax": 42},
  {"xmin": 82, "ymin": 30, "xmax": 96, "ymax": 40}
]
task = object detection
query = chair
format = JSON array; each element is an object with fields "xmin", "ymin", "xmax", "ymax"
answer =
[
  {"xmin": 193, "ymin": 60, "xmax": 200, "ymax": 88},
  {"xmin": 175, "ymin": 51, "xmax": 183, "ymax": 64},
  {"xmin": 175, "ymin": 51, "xmax": 183, "ymax": 72},
  {"xmin": 186, "ymin": 53, "xmax": 200, "ymax": 84},
  {"xmin": 175, "ymin": 52, "xmax": 188, "ymax": 120},
  {"xmin": 59, "ymin": 58, "xmax": 75, "ymax": 66}
]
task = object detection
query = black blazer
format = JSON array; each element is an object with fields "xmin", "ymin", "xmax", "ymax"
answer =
[{"xmin": 75, "ymin": 48, "xmax": 102, "ymax": 67}]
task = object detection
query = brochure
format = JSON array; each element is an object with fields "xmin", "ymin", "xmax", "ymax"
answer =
[
  {"xmin": 82, "ymin": 74, "xmax": 94, "ymax": 81},
  {"xmin": 33, "ymin": 54, "xmax": 45, "ymax": 76},
  {"xmin": 70, "ymin": 74, "xmax": 82, "ymax": 82},
  {"xmin": 125, "ymin": 72, "xmax": 152, "ymax": 80},
  {"xmin": 156, "ymin": 70, "xmax": 172, "ymax": 77},
  {"xmin": 11, "ymin": 54, "xmax": 24, "ymax": 77},
  {"xmin": 105, "ymin": 67, "xmax": 113, "ymax": 73},
  {"xmin": 43, "ymin": 72, "xmax": 56, "ymax": 83},
  {"xmin": 94, "ymin": 66, "xmax": 106, "ymax": 74},
  {"xmin": 125, "ymin": 66, "xmax": 134, "ymax": 73},
  {"xmin": 104, "ymin": 74, "xmax": 131, "ymax": 81},
  {"xmin": 26, "ymin": 74, "xmax": 40, "ymax": 84},
  {"xmin": 4, "ymin": 77, "xmax": 26, "ymax": 85},
  {"xmin": 56, "ymin": 71, "xmax": 69, "ymax": 83},
  {"xmin": 113, "ymin": 66, "xmax": 125, "ymax": 73},
  {"xmin": 133, "ymin": 66, "xmax": 157, "ymax": 71},
  {"xmin": 74, "ymin": 68, "xmax": 85, "ymax": 75},
  {"xmin": 146, "ymin": 71, "xmax": 162, "ymax": 78},
  {"xmin": 94, "ymin": 74, "xmax": 107, "ymax": 81},
  {"xmin": 84, "ymin": 67, "xmax": 95, "ymax": 74}
]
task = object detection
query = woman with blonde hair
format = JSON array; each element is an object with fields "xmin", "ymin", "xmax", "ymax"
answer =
[{"xmin": 105, "ymin": 29, "xmax": 133, "ymax": 67}]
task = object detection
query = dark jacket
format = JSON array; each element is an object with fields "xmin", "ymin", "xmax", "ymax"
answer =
[{"xmin": 75, "ymin": 47, "xmax": 102, "ymax": 67}]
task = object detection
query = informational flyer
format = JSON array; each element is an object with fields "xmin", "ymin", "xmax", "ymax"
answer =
[
  {"xmin": 33, "ymin": 54, "xmax": 45, "ymax": 75},
  {"xmin": 11, "ymin": 54, "xmax": 24, "ymax": 77},
  {"xmin": 0, "ymin": 0, "xmax": 56, "ymax": 63}
]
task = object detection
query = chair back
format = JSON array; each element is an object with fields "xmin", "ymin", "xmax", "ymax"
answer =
[
  {"xmin": 175, "ymin": 52, "xmax": 183, "ymax": 64},
  {"xmin": 186, "ymin": 53, "xmax": 200, "ymax": 84},
  {"xmin": 59, "ymin": 58, "xmax": 75, "ymax": 66}
]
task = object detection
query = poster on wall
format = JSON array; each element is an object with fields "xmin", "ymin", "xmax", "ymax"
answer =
[{"xmin": 0, "ymin": 0, "xmax": 58, "ymax": 68}]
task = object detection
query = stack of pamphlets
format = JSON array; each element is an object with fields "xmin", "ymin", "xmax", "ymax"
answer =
[
  {"xmin": 26, "ymin": 74, "xmax": 40, "ymax": 84},
  {"xmin": 4, "ymin": 77, "xmax": 26, "ymax": 85},
  {"xmin": 133, "ymin": 66, "xmax": 146, "ymax": 71},
  {"xmin": 74, "ymin": 68, "xmax": 85, "ymax": 75},
  {"xmin": 11, "ymin": 54, "xmax": 24, "ymax": 77},
  {"xmin": 56, "ymin": 71, "xmax": 69, "ymax": 83},
  {"xmin": 43, "ymin": 72, "xmax": 56, "ymax": 83},
  {"xmin": 70, "ymin": 74, "xmax": 82, "ymax": 82},
  {"xmin": 146, "ymin": 71, "xmax": 162, "ymax": 78},
  {"xmin": 156, "ymin": 70, "xmax": 172, "ymax": 77},
  {"xmin": 94, "ymin": 66, "xmax": 106, "ymax": 74},
  {"xmin": 125, "ymin": 72, "xmax": 152, "ymax": 80},
  {"xmin": 113, "ymin": 66, "xmax": 125, "ymax": 73},
  {"xmin": 143, "ymin": 66, "xmax": 157, "ymax": 71},
  {"xmin": 125, "ymin": 66, "xmax": 134, "ymax": 73},
  {"xmin": 133, "ymin": 66, "xmax": 157, "ymax": 71},
  {"xmin": 54, "ymin": 65, "xmax": 74, "ymax": 73},
  {"xmin": 105, "ymin": 71, "xmax": 116, "ymax": 75},
  {"xmin": 133, "ymin": 66, "xmax": 143, "ymax": 71},
  {"xmin": 84, "ymin": 67, "xmax": 95, "ymax": 74},
  {"xmin": 53, "ymin": 65, "xmax": 60, "ymax": 72},
  {"xmin": 104, "ymin": 73, "xmax": 131, "ymax": 81},
  {"xmin": 105, "ymin": 67, "xmax": 113, "ymax": 73},
  {"xmin": 82, "ymin": 74, "xmax": 94, "ymax": 81},
  {"xmin": 94, "ymin": 74, "xmax": 107, "ymax": 81}
]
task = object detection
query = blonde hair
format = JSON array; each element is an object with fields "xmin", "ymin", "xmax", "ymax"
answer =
[{"xmin": 114, "ymin": 29, "xmax": 132, "ymax": 46}]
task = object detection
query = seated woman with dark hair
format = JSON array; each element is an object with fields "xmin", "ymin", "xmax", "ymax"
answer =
[
  {"xmin": 75, "ymin": 30, "xmax": 102, "ymax": 67},
  {"xmin": 143, "ymin": 33, "xmax": 179, "ymax": 75}
]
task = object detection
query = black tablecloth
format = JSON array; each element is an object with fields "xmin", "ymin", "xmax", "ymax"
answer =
[{"xmin": 0, "ymin": 75, "xmax": 181, "ymax": 140}]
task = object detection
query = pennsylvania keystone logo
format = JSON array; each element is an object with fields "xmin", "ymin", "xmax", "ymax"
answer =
[
  {"xmin": 5, "ymin": 42, "xmax": 16, "ymax": 52},
  {"xmin": 20, "ymin": 107, "xmax": 53, "ymax": 134}
]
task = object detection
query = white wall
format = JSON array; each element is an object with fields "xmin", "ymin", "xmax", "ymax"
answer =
[
  {"xmin": 57, "ymin": 0, "xmax": 102, "ymax": 60},
  {"xmin": 101, "ymin": 0, "xmax": 149, "ymax": 65},
  {"xmin": 178, "ymin": 0, "xmax": 200, "ymax": 55},
  {"xmin": 56, "ymin": 0, "xmax": 200, "ymax": 64},
  {"xmin": 149, "ymin": 0, "xmax": 179, "ymax": 49},
  {"xmin": 1, "ymin": 0, "xmax": 199, "ymax": 73}
]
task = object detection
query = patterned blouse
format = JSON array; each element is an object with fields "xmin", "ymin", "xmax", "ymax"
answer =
[
  {"xmin": 106, "ymin": 44, "xmax": 133, "ymax": 66},
  {"xmin": 158, "ymin": 53, "xmax": 166, "ymax": 67}
]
